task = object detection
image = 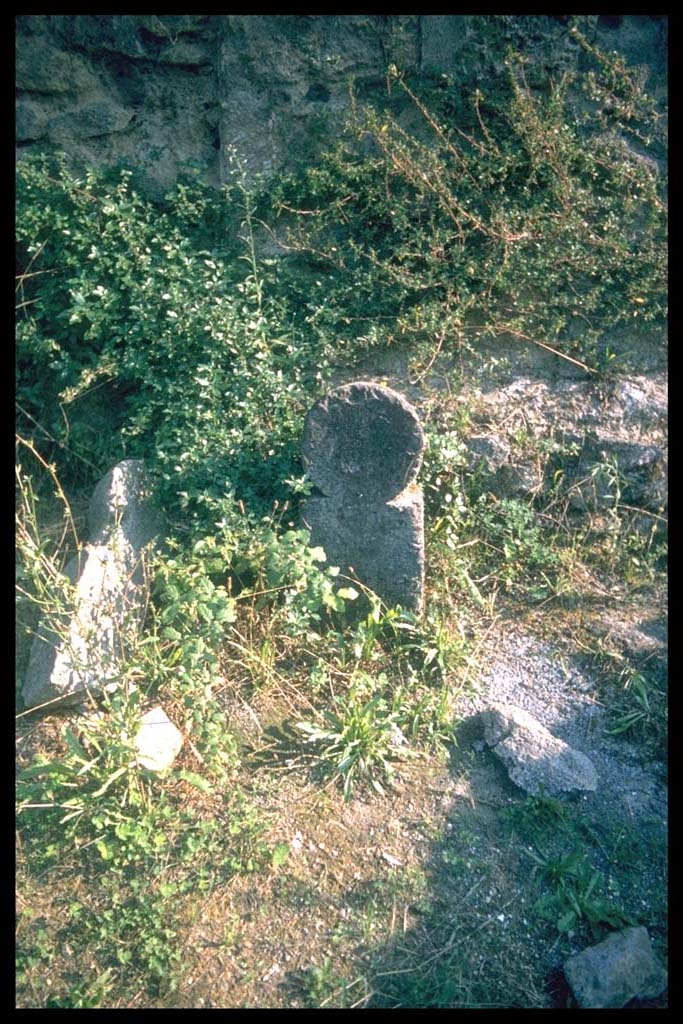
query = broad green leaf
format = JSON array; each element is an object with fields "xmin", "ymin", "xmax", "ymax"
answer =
[
  {"xmin": 177, "ymin": 769, "xmax": 213, "ymax": 794},
  {"xmin": 271, "ymin": 842, "xmax": 290, "ymax": 867},
  {"xmin": 91, "ymin": 766, "xmax": 128, "ymax": 798}
]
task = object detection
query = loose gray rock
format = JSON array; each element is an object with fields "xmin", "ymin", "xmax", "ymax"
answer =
[
  {"xmin": 479, "ymin": 703, "xmax": 598, "ymax": 797},
  {"xmin": 564, "ymin": 926, "xmax": 667, "ymax": 1008},
  {"xmin": 22, "ymin": 460, "xmax": 163, "ymax": 711},
  {"xmin": 492, "ymin": 460, "xmax": 544, "ymax": 499},
  {"xmin": 465, "ymin": 434, "xmax": 511, "ymax": 473},
  {"xmin": 302, "ymin": 382, "xmax": 426, "ymax": 613}
]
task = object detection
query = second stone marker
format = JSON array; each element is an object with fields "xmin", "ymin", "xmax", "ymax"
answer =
[{"xmin": 302, "ymin": 381, "xmax": 426, "ymax": 614}]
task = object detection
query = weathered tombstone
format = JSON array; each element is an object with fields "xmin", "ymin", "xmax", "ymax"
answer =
[
  {"xmin": 22, "ymin": 460, "xmax": 164, "ymax": 711},
  {"xmin": 302, "ymin": 381, "xmax": 426, "ymax": 613}
]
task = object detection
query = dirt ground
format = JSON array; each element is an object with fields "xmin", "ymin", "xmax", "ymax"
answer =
[{"xmin": 147, "ymin": 607, "xmax": 666, "ymax": 1009}]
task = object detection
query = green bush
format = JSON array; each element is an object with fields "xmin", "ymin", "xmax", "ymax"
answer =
[
  {"xmin": 269, "ymin": 27, "xmax": 666, "ymax": 375},
  {"xmin": 16, "ymin": 27, "xmax": 666, "ymax": 543},
  {"xmin": 15, "ymin": 155, "xmax": 322, "ymax": 538}
]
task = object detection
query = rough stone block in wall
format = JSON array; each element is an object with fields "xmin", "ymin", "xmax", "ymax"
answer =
[
  {"xmin": 302, "ymin": 381, "xmax": 425, "ymax": 614},
  {"xmin": 15, "ymin": 16, "xmax": 665, "ymax": 195}
]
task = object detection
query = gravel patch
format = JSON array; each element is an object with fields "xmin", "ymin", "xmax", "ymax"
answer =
[{"xmin": 457, "ymin": 631, "xmax": 667, "ymax": 830}]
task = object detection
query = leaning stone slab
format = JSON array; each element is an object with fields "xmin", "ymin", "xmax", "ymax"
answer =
[
  {"xmin": 302, "ymin": 382, "xmax": 426, "ymax": 613},
  {"xmin": 22, "ymin": 460, "xmax": 163, "ymax": 711},
  {"xmin": 479, "ymin": 703, "xmax": 598, "ymax": 797},
  {"xmin": 564, "ymin": 926, "xmax": 667, "ymax": 1008},
  {"xmin": 134, "ymin": 707, "xmax": 184, "ymax": 772},
  {"xmin": 87, "ymin": 459, "xmax": 161, "ymax": 558}
]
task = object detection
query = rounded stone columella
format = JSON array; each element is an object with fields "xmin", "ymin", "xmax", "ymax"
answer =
[{"xmin": 302, "ymin": 381, "xmax": 425, "ymax": 503}]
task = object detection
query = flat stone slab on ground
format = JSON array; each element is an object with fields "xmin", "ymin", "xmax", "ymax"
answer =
[
  {"xmin": 479, "ymin": 702, "xmax": 598, "ymax": 797},
  {"xmin": 564, "ymin": 926, "xmax": 667, "ymax": 1008}
]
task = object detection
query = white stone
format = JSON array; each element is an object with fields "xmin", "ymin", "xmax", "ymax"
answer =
[{"xmin": 134, "ymin": 707, "xmax": 183, "ymax": 771}]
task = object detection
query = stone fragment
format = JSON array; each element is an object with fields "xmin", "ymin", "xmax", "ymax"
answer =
[
  {"xmin": 466, "ymin": 434, "xmax": 511, "ymax": 473},
  {"xmin": 302, "ymin": 382, "xmax": 425, "ymax": 613},
  {"xmin": 134, "ymin": 707, "xmax": 184, "ymax": 772},
  {"xmin": 22, "ymin": 460, "xmax": 163, "ymax": 711},
  {"xmin": 479, "ymin": 703, "xmax": 598, "ymax": 797},
  {"xmin": 564, "ymin": 926, "xmax": 667, "ymax": 1008},
  {"xmin": 492, "ymin": 461, "xmax": 544, "ymax": 499}
]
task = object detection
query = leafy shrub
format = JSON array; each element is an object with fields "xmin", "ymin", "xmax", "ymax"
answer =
[
  {"xmin": 236, "ymin": 525, "xmax": 359, "ymax": 628},
  {"xmin": 269, "ymin": 26, "xmax": 666, "ymax": 375},
  {"xmin": 15, "ymin": 155, "xmax": 322, "ymax": 539}
]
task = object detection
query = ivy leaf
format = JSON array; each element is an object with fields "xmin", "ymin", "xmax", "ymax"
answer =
[{"xmin": 271, "ymin": 842, "xmax": 290, "ymax": 867}]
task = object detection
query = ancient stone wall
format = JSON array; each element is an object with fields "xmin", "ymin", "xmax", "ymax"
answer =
[{"xmin": 16, "ymin": 15, "xmax": 667, "ymax": 197}]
